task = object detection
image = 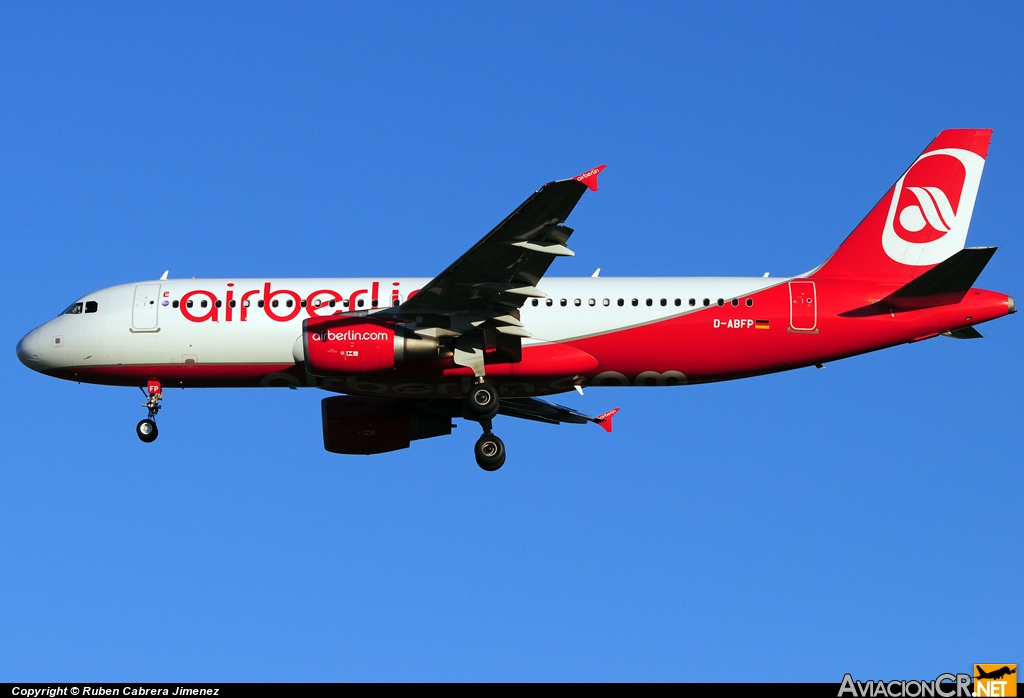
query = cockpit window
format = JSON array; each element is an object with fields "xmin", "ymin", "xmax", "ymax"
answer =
[
  {"xmin": 85, "ymin": 301, "xmax": 98, "ymax": 313},
  {"xmin": 64, "ymin": 302, "xmax": 84, "ymax": 315}
]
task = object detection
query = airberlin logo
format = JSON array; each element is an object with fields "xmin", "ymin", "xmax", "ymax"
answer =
[
  {"xmin": 899, "ymin": 186, "xmax": 959, "ymax": 239},
  {"xmin": 175, "ymin": 281, "xmax": 416, "ymax": 323},
  {"xmin": 310, "ymin": 329, "xmax": 390, "ymax": 342},
  {"xmin": 882, "ymin": 147, "xmax": 985, "ymax": 267}
]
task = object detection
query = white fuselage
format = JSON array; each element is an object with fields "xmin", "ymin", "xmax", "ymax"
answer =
[{"xmin": 19, "ymin": 276, "xmax": 783, "ymax": 374}]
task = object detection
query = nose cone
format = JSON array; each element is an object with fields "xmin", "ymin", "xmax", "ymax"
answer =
[{"xmin": 16, "ymin": 329, "xmax": 43, "ymax": 369}]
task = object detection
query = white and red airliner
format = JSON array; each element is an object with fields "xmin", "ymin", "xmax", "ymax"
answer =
[{"xmin": 16, "ymin": 129, "xmax": 1015, "ymax": 470}]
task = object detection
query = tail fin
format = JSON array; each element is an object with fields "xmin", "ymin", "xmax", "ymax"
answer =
[{"xmin": 813, "ymin": 129, "xmax": 992, "ymax": 283}]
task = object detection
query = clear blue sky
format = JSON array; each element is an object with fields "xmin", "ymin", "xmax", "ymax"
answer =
[{"xmin": 1, "ymin": 1, "xmax": 1020, "ymax": 681}]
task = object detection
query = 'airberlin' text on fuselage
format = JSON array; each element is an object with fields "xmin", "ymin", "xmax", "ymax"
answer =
[{"xmin": 176, "ymin": 281, "xmax": 416, "ymax": 323}]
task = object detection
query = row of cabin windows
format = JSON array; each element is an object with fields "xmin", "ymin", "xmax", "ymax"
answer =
[
  {"xmin": 170, "ymin": 298, "xmax": 389, "ymax": 309},
  {"xmin": 529, "ymin": 297, "xmax": 754, "ymax": 308},
  {"xmin": 64, "ymin": 301, "xmax": 99, "ymax": 314}
]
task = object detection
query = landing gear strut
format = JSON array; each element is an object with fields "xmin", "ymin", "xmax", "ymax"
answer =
[
  {"xmin": 465, "ymin": 380, "xmax": 505, "ymax": 471},
  {"xmin": 137, "ymin": 380, "xmax": 162, "ymax": 443}
]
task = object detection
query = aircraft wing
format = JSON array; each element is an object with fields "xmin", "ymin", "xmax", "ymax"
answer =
[
  {"xmin": 394, "ymin": 165, "xmax": 605, "ymax": 317},
  {"xmin": 378, "ymin": 165, "xmax": 605, "ymax": 376},
  {"xmin": 499, "ymin": 397, "xmax": 619, "ymax": 432}
]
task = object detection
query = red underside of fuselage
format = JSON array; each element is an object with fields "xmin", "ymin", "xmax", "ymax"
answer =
[{"xmin": 49, "ymin": 282, "xmax": 1012, "ymax": 398}]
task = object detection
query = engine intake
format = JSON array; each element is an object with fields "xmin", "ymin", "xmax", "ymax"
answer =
[{"xmin": 304, "ymin": 316, "xmax": 442, "ymax": 376}]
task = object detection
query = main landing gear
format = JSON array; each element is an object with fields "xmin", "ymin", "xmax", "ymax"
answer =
[
  {"xmin": 465, "ymin": 380, "xmax": 505, "ymax": 471},
  {"xmin": 137, "ymin": 380, "xmax": 163, "ymax": 443}
]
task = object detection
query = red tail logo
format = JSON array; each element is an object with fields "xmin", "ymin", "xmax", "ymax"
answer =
[
  {"xmin": 881, "ymin": 146, "xmax": 984, "ymax": 266},
  {"xmin": 893, "ymin": 155, "xmax": 966, "ymax": 243}
]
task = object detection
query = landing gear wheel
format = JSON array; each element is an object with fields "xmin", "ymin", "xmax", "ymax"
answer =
[
  {"xmin": 466, "ymin": 381, "xmax": 500, "ymax": 421},
  {"xmin": 137, "ymin": 419, "xmax": 158, "ymax": 443},
  {"xmin": 475, "ymin": 433, "xmax": 506, "ymax": 471}
]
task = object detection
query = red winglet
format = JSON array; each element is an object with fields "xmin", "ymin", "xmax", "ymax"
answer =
[
  {"xmin": 574, "ymin": 164, "xmax": 607, "ymax": 192},
  {"xmin": 595, "ymin": 407, "xmax": 620, "ymax": 433}
]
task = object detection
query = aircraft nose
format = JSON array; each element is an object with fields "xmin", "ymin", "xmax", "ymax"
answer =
[{"xmin": 16, "ymin": 329, "xmax": 42, "ymax": 368}]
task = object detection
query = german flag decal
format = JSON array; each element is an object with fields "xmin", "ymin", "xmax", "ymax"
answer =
[{"xmin": 755, "ymin": 319, "xmax": 770, "ymax": 330}]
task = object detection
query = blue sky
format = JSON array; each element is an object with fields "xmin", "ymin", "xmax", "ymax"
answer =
[{"xmin": 1, "ymin": 2, "xmax": 1021, "ymax": 681}]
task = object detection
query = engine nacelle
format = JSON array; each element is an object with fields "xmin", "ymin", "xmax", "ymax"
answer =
[
  {"xmin": 303, "ymin": 316, "xmax": 443, "ymax": 376},
  {"xmin": 321, "ymin": 396, "xmax": 453, "ymax": 454}
]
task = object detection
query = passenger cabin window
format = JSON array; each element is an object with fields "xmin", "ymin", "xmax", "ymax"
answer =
[
  {"xmin": 574, "ymin": 299, "xmax": 581, "ymax": 306},
  {"xmin": 546, "ymin": 299, "xmax": 553, "ymax": 306},
  {"xmin": 560, "ymin": 299, "xmax": 567, "ymax": 307},
  {"xmin": 617, "ymin": 299, "xmax": 624, "ymax": 306},
  {"xmin": 589, "ymin": 299, "xmax": 596, "ymax": 306},
  {"xmin": 300, "ymin": 300, "xmax": 307, "ymax": 307},
  {"xmin": 660, "ymin": 299, "xmax": 667, "ymax": 306},
  {"xmin": 286, "ymin": 300, "xmax": 294, "ymax": 308},
  {"xmin": 64, "ymin": 302, "xmax": 84, "ymax": 315},
  {"xmin": 674, "ymin": 299, "xmax": 681, "ymax": 306},
  {"xmin": 717, "ymin": 298, "xmax": 724, "ymax": 306},
  {"xmin": 85, "ymin": 301, "xmax": 98, "ymax": 313},
  {"xmin": 229, "ymin": 300, "xmax": 236, "ymax": 308},
  {"xmin": 186, "ymin": 300, "xmax": 194, "ymax": 308},
  {"xmin": 631, "ymin": 299, "xmax": 638, "ymax": 306},
  {"xmin": 172, "ymin": 300, "xmax": 179, "ymax": 308},
  {"xmin": 703, "ymin": 299, "xmax": 710, "ymax": 306},
  {"xmin": 646, "ymin": 299, "xmax": 653, "ymax": 306},
  {"xmin": 603, "ymin": 299, "xmax": 610, "ymax": 306},
  {"xmin": 357, "ymin": 299, "xmax": 364, "ymax": 308},
  {"xmin": 215, "ymin": 300, "xmax": 222, "ymax": 308},
  {"xmin": 731, "ymin": 299, "xmax": 739, "ymax": 307},
  {"xmin": 258, "ymin": 300, "xmax": 265, "ymax": 308},
  {"xmin": 271, "ymin": 300, "xmax": 279, "ymax": 308},
  {"xmin": 689, "ymin": 298, "xmax": 696, "ymax": 306},
  {"xmin": 746, "ymin": 298, "xmax": 753, "ymax": 307},
  {"xmin": 329, "ymin": 300, "xmax": 337, "ymax": 307},
  {"xmin": 531, "ymin": 299, "xmax": 538, "ymax": 306}
]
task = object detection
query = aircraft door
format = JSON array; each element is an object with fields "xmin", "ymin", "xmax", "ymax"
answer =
[
  {"xmin": 788, "ymin": 280, "xmax": 817, "ymax": 331},
  {"xmin": 132, "ymin": 284, "xmax": 161, "ymax": 331}
]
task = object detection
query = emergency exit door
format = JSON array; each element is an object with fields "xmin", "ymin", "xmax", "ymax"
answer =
[
  {"xmin": 788, "ymin": 280, "xmax": 817, "ymax": 331},
  {"xmin": 132, "ymin": 284, "xmax": 161, "ymax": 330}
]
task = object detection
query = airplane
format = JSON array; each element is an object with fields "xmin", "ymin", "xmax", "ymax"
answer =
[
  {"xmin": 976, "ymin": 666, "xmax": 1016, "ymax": 681},
  {"xmin": 16, "ymin": 129, "xmax": 1015, "ymax": 471}
]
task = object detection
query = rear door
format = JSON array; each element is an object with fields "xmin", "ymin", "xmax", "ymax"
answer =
[
  {"xmin": 132, "ymin": 284, "xmax": 161, "ymax": 330},
  {"xmin": 788, "ymin": 280, "xmax": 817, "ymax": 331}
]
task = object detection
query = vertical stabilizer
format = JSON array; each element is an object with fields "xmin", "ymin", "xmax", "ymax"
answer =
[{"xmin": 813, "ymin": 129, "xmax": 992, "ymax": 283}]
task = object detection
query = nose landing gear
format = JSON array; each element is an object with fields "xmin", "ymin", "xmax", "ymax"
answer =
[
  {"xmin": 465, "ymin": 379, "xmax": 505, "ymax": 471},
  {"xmin": 137, "ymin": 380, "xmax": 163, "ymax": 443}
]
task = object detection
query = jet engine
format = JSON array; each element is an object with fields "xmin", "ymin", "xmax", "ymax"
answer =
[
  {"xmin": 303, "ymin": 315, "xmax": 443, "ymax": 376},
  {"xmin": 321, "ymin": 395, "xmax": 454, "ymax": 454}
]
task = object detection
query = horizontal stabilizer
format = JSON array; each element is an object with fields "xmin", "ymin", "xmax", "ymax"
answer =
[
  {"xmin": 943, "ymin": 326, "xmax": 984, "ymax": 339},
  {"xmin": 880, "ymin": 247, "xmax": 997, "ymax": 310}
]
